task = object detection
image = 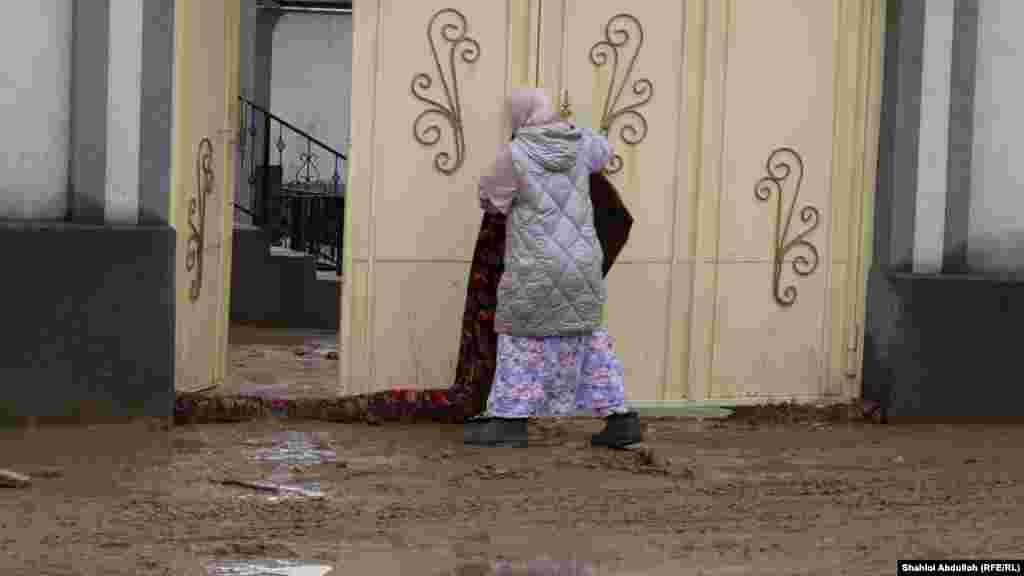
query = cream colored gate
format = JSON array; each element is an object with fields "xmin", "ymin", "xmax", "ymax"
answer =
[
  {"xmin": 342, "ymin": 0, "xmax": 535, "ymax": 395},
  {"xmin": 341, "ymin": 0, "xmax": 881, "ymax": 405},
  {"xmin": 172, "ymin": 0, "xmax": 241, "ymax": 393},
  {"xmin": 530, "ymin": 0, "xmax": 880, "ymax": 404},
  {"xmin": 534, "ymin": 1, "xmax": 687, "ymax": 403},
  {"xmin": 689, "ymin": 0, "xmax": 839, "ymax": 402}
]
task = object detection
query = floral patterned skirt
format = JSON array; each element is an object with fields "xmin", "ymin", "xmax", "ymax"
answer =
[
  {"xmin": 362, "ymin": 212, "xmax": 507, "ymax": 423},
  {"xmin": 486, "ymin": 329, "xmax": 629, "ymax": 418}
]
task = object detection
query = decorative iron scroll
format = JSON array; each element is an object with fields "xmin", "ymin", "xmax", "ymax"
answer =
[
  {"xmin": 754, "ymin": 147, "xmax": 820, "ymax": 308},
  {"xmin": 186, "ymin": 138, "xmax": 215, "ymax": 302},
  {"xmin": 411, "ymin": 8, "xmax": 481, "ymax": 175},
  {"xmin": 590, "ymin": 13, "xmax": 654, "ymax": 175}
]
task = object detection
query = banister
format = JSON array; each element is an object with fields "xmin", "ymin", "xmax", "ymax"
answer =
[{"xmin": 239, "ymin": 95, "xmax": 347, "ymax": 161}]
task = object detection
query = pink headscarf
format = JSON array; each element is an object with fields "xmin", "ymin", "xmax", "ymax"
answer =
[
  {"xmin": 478, "ymin": 88, "xmax": 564, "ymax": 214},
  {"xmin": 506, "ymin": 88, "xmax": 562, "ymax": 131}
]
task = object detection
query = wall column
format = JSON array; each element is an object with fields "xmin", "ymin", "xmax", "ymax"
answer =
[
  {"xmin": 138, "ymin": 0, "xmax": 176, "ymax": 225},
  {"xmin": 71, "ymin": 0, "xmax": 175, "ymax": 225},
  {"xmin": 104, "ymin": 0, "xmax": 146, "ymax": 224},
  {"xmin": 69, "ymin": 0, "xmax": 109, "ymax": 223},
  {"xmin": 912, "ymin": 0, "xmax": 955, "ymax": 274}
]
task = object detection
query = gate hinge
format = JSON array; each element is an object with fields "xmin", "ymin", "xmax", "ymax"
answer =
[{"xmin": 844, "ymin": 322, "xmax": 861, "ymax": 378}]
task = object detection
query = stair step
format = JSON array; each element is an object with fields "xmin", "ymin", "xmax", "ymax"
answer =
[
  {"xmin": 315, "ymin": 270, "xmax": 344, "ymax": 283},
  {"xmin": 269, "ymin": 245, "xmax": 313, "ymax": 259}
]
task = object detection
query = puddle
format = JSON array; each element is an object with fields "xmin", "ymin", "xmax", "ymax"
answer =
[
  {"xmin": 234, "ymin": 432, "xmax": 336, "ymax": 500},
  {"xmin": 206, "ymin": 559, "xmax": 333, "ymax": 576},
  {"xmin": 244, "ymin": 431, "xmax": 337, "ymax": 466}
]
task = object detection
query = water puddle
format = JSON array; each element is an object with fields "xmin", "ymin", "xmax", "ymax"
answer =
[
  {"xmin": 243, "ymin": 431, "xmax": 337, "ymax": 466},
  {"xmin": 230, "ymin": 431, "xmax": 337, "ymax": 501},
  {"xmin": 206, "ymin": 559, "xmax": 333, "ymax": 576}
]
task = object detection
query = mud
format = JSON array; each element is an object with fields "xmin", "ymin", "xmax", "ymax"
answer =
[
  {"xmin": 2, "ymin": 416, "xmax": 1023, "ymax": 575},
  {"xmin": 223, "ymin": 324, "xmax": 340, "ymax": 401},
  {"xmin": 2, "ymin": 326, "xmax": 1022, "ymax": 574}
]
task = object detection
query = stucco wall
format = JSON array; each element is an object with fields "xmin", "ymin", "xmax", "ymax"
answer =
[
  {"xmin": 270, "ymin": 12, "xmax": 353, "ymax": 180},
  {"xmin": 863, "ymin": 0, "xmax": 1024, "ymax": 420},
  {"xmin": 968, "ymin": 0, "xmax": 1024, "ymax": 274},
  {"xmin": 0, "ymin": 1, "xmax": 73, "ymax": 220}
]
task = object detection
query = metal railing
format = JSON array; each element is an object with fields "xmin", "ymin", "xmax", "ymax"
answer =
[{"xmin": 236, "ymin": 96, "xmax": 347, "ymax": 275}]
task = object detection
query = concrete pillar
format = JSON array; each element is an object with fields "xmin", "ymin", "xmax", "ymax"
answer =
[
  {"xmin": 969, "ymin": 0, "xmax": 1024, "ymax": 274},
  {"xmin": 912, "ymin": 0, "xmax": 955, "ymax": 274},
  {"xmin": 105, "ymin": 0, "xmax": 146, "ymax": 224},
  {"xmin": 138, "ymin": 0, "xmax": 176, "ymax": 225},
  {"xmin": 0, "ymin": 1, "xmax": 73, "ymax": 220},
  {"xmin": 70, "ymin": 0, "xmax": 174, "ymax": 226}
]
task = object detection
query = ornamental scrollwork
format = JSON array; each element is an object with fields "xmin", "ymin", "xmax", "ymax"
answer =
[
  {"xmin": 411, "ymin": 8, "xmax": 481, "ymax": 175},
  {"xmin": 590, "ymin": 13, "xmax": 654, "ymax": 175},
  {"xmin": 754, "ymin": 147, "xmax": 820, "ymax": 308},
  {"xmin": 186, "ymin": 138, "xmax": 215, "ymax": 302}
]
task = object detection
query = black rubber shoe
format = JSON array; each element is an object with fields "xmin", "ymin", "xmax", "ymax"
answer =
[
  {"xmin": 463, "ymin": 417, "xmax": 529, "ymax": 448},
  {"xmin": 590, "ymin": 411, "xmax": 643, "ymax": 448}
]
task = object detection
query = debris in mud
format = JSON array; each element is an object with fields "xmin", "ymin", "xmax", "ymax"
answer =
[
  {"xmin": 558, "ymin": 445, "xmax": 694, "ymax": 479},
  {"xmin": 422, "ymin": 448, "xmax": 459, "ymax": 464},
  {"xmin": 528, "ymin": 421, "xmax": 571, "ymax": 446},
  {"xmin": 219, "ymin": 478, "xmax": 325, "ymax": 499},
  {"xmin": 491, "ymin": 559, "xmax": 596, "ymax": 576},
  {"xmin": 175, "ymin": 395, "xmax": 272, "ymax": 425},
  {"xmin": 470, "ymin": 464, "xmax": 522, "ymax": 479},
  {"xmin": 726, "ymin": 400, "xmax": 869, "ymax": 426},
  {"xmin": 449, "ymin": 464, "xmax": 541, "ymax": 486},
  {"xmin": 25, "ymin": 466, "xmax": 64, "ymax": 479},
  {"xmin": 0, "ymin": 469, "xmax": 31, "ymax": 488},
  {"xmin": 337, "ymin": 455, "xmax": 392, "ymax": 473},
  {"xmin": 211, "ymin": 542, "xmax": 300, "ymax": 559},
  {"xmin": 206, "ymin": 558, "xmax": 332, "ymax": 576},
  {"xmin": 625, "ymin": 444, "xmax": 666, "ymax": 468},
  {"xmin": 449, "ymin": 563, "xmax": 493, "ymax": 576},
  {"xmin": 219, "ymin": 478, "xmax": 282, "ymax": 493}
]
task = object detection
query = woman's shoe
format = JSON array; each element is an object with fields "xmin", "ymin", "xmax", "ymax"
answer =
[
  {"xmin": 590, "ymin": 411, "xmax": 643, "ymax": 448},
  {"xmin": 463, "ymin": 417, "xmax": 529, "ymax": 448}
]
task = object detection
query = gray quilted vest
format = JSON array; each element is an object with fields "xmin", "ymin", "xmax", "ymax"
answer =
[{"xmin": 494, "ymin": 125, "xmax": 606, "ymax": 337}]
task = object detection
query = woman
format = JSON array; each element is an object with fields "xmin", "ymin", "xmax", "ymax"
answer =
[{"xmin": 464, "ymin": 88, "xmax": 643, "ymax": 449}]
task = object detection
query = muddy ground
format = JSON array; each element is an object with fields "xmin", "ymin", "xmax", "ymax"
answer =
[
  {"xmin": 222, "ymin": 323, "xmax": 341, "ymax": 400},
  {"xmin": 1, "ymin": 326, "xmax": 1022, "ymax": 575}
]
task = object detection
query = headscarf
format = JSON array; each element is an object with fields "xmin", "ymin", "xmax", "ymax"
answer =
[
  {"xmin": 506, "ymin": 88, "xmax": 562, "ymax": 132},
  {"xmin": 478, "ymin": 88, "xmax": 564, "ymax": 214}
]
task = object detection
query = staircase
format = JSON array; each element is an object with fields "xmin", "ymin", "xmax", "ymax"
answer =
[
  {"xmin": 231, "ymin": 223, "xmax": 341, "ymax": 330},
  {"xmin": 230, "ymin": 96, "xmax": 345, "ymax": 330}
]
